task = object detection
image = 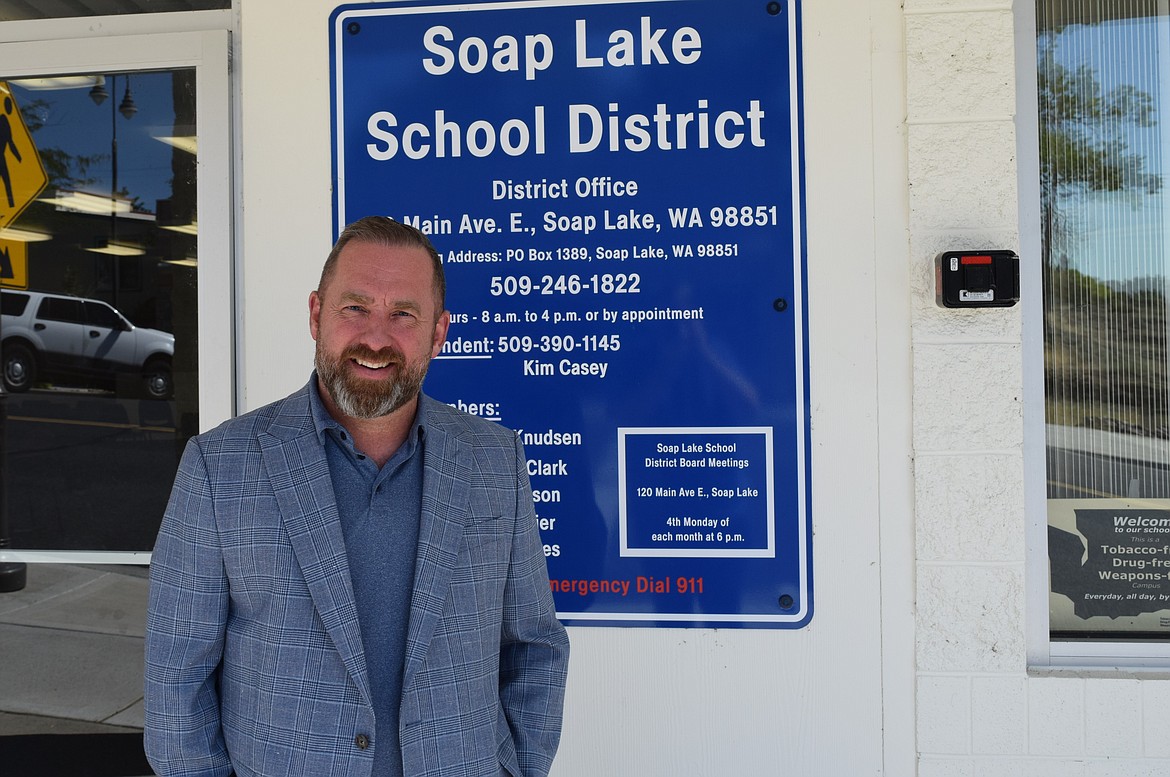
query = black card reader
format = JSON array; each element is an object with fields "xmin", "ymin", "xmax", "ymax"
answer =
[{"xmin": 936, "ymin": 250, "xmax": 1019, "ymax": 308}]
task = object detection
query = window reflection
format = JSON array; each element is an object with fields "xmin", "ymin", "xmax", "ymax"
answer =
[
  {"xmin": 1039, "ymin": 1, "xmax": 1170, "ymax": 639},
  {"xmin": 0, "ymin": 70, "xmax": 198, "ymax": 551}
]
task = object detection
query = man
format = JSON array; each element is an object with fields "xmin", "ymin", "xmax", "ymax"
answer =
[{"xmin": 145, "ymin": 216, "xmax": 569, "ymax": 777}]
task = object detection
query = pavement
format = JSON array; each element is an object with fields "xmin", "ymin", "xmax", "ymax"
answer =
[{"xmin": 0, "ymin": 563, "xmax": 153, "ymax": 775}]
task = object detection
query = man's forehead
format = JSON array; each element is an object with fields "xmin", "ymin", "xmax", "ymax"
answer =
[
  {"xmin": 327, "ymin": 241, "xmax": 435, "ymax": 286},
  {"xmin": 323, "ymin": 240, "xmax": 442, "ymax": 309},
  {"xmin": 339, "ymin": 239, "xmax": 431, "ymax": 266}
]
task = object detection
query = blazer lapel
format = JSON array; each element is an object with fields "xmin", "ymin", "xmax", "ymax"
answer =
[
  {"xmin": 258, "ymin": 388, "xmax": 372, "ymax": 708},
  {"xmin": 402, "ymin": 408, "xmax": 471, "ymax": 692}
]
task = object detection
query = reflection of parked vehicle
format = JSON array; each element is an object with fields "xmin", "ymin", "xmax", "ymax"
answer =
[{"xmin": 1, "ymin": 290, "xmax": 174, "ymax": 398}]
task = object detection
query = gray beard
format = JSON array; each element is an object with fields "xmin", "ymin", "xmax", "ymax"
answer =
[{"xmin": 315, "ymin": 342, "xmax": 429, "ymax": 420}]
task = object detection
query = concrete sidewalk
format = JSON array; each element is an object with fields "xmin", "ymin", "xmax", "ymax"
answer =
[{"xmin": 0, "ymin": 564, "xmax": 148, "ymax": 737}]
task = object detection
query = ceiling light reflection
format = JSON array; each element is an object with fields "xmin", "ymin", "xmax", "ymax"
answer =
[
  {"xmin": 9, "ymin": 76, "xmax": 104, "ymax": 91},
  {"xmin": 39, "ymin": 191, "xmax": 133, "ymax": 215},
  {"xmin": 86, "ymin": 242, "xmax": 145, "ymax": 257},
  {"xmin": 155, "ymin": 136, "xmax": 197, "ymax": 155},
  {"xmin": 0, "ymin": 227, "xmax": 51, "ymax": 242}
]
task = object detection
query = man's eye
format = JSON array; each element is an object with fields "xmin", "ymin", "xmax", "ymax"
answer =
[{"xmin": 344, "ymin": 305, "xmax": 366, "ymax": 313}]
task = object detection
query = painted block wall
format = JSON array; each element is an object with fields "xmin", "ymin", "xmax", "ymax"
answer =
[{"xmin": 905, "ymin": 2, "xmax": 1170, "ymax": 774}]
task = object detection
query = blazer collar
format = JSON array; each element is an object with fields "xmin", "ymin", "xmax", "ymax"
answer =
[
  {"xmin": 258, "ymin": 382, "xmax": 372, "ymax": 707},
  {"xmin": 402, "ymin": 396, "xmax": 472, "ymax": 691}
]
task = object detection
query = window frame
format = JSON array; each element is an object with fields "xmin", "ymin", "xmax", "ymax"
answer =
[{"xmin": 0, "ymin": 27, "xmax": 234, "ymax": 565}]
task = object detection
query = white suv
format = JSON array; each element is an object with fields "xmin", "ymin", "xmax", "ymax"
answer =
[{"xmin": 1, "ymin": 289, "xmax": 175, "ymax": 399}]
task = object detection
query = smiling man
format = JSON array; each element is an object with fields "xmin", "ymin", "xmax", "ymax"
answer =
[{"xmin": 145, "ymin": 216, "xmax": 569, "ymax": 777}]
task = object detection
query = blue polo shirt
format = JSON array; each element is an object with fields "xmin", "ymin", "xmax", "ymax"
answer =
[{"xmin": 309, "ymin": 381, "xmax": 424, "ymax": 777}]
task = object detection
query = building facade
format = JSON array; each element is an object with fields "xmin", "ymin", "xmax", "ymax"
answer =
[{"xmin": 2, "ymin": 0, "xmax": 1168, "ymax": 774}]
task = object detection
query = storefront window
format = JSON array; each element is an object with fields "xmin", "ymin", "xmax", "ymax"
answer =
[
  {"xmin": 0, "ymin": 70, "xmax": 199, "ymax": 551},
  {"xmin": 1038, "ymin": 0, "xmax": 1170, "ymax": 641}
]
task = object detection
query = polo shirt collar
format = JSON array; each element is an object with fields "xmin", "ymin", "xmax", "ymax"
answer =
[{"xmin": 308, "ymin": 372, "xmax": 428, "ymax": 449}]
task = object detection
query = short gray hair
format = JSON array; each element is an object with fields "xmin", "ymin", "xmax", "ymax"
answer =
[{"xmin": 318, "ymin": 216, "xmax": 446, "ymax": 313}]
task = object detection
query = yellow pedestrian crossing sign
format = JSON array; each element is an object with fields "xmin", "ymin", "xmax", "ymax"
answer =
[
  {"xmin": 0, "ymin": 238, "xmax": 26, "ymax": 289},
  {"xmin": 0, "ymin": 82, "xmax": 48, "ymax": 232}
]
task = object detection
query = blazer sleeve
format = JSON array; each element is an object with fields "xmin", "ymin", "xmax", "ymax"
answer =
[
  {"xmin": 144, "ymin": 436, "xmax": 233, "ymax": 777},
  {"xmin": 499, "ymin": 432, "xmax": 570, "ymax": 777}
]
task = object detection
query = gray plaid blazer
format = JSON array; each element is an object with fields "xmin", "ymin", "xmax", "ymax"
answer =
[{"xmin": 144, "ymin": 383, "xmax": 569, "ymax": 777}]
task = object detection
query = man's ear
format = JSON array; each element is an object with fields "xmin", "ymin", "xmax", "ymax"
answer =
[
  {"xmin": 308, "ymin": 290, "xmax": 321, "ymax": 340},
  {"xmin": 431, "ymin": 310, "xmax": 451, "ymax": 358}
]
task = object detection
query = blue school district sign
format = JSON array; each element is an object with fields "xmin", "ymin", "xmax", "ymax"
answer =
[{"xmin": 330, "ymin": 0, "xmax": 811, "ymax": 627}]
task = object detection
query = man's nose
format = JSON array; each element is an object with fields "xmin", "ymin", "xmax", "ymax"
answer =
[{"xmin": 355, "ymin": 316, "xmax": 399, "ymax": 350}]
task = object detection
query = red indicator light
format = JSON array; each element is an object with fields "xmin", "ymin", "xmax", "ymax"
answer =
[{"xmin": 960, "ymin": 254, "xmax": 993, "ymax": 265}]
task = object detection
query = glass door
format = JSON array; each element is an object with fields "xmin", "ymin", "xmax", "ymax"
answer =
[{"xmin": 0, "ymin": 31, "xmax": 231, "ymax": 559}]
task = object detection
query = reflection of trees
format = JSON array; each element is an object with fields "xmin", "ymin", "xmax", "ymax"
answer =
[
  {"xmin": 1045, "ymin": 268, "xmax": 1169, "ymax": 436},
  {"xmin": 20, "ymin": 98, "xmax": 103, "ymax": 195},
  {"xmin": 23, "ymin": 96, "xmax": 146, "ymax": 213},
  {"xmin": 1038, "ymin": 33, "xmax": 1160, "ymax": 269},
  {"xmin": 1038, "ymin": 19, "xmax": 1167, "ymax": 437}
]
